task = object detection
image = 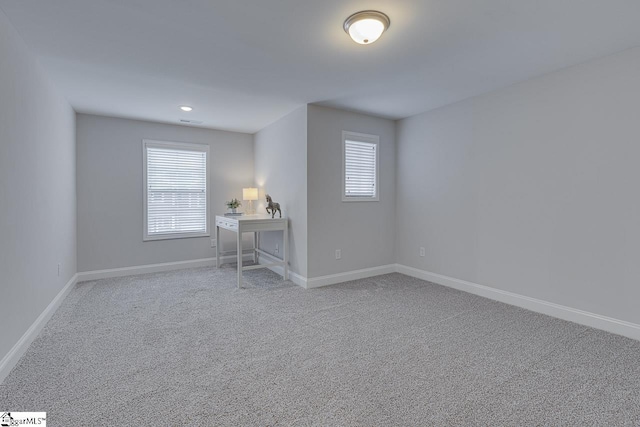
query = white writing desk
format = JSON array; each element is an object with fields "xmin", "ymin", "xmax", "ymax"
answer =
[{"xmin": 215, "ymin": 214, "xmax": 288, "ymax": 288}]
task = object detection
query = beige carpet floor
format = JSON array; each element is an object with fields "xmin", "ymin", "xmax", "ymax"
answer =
[{"xmin": 1, "ymin": 266, "xmax": 639, "ymax": 426}]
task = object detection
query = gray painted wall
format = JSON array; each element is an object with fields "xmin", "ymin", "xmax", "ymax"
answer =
[
  {"xmin": 254, "ymin": 106, "xmax": 308, "ymax": 277},
  {"xmin": 307, "ymin": 105, "xmax": 396, "ymax": 278},
  {"xmin": 396, "ymin": 47, "xmax": 640, "ymax": 325},
  {"xmin": 0, "ymin": 11, "xmax": 76, "ymax": 362},
  {"xmin": 76, "ymin": 114, "xmax": 253, "ymax": 272}
]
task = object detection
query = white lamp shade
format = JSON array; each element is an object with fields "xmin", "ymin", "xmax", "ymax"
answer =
[{"xmin": 243, "ymin": 187, "xmax": 258, "ymax": 201}]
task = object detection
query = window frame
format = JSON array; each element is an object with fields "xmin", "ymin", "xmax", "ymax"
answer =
[
  {"xmin": 142, "ymin": 139, "xmax": 210, "ymax": 241},
  {"xmin": 342, "ymin": 131, "xmax": 380, "ymax": 202}
]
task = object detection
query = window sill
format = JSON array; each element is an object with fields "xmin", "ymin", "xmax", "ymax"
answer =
[
  {"xmin": 342, "ymin": 196, "xmax": 380, "ymax": 202},
  {"xmin": 143, "ymin": 232, "xmax": 210, "ymax": 242}
]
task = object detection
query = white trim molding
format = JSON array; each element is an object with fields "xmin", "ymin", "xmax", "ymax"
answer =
[
  {"xmin": 396, "ymin": 264, "xmax": 640, "ymax": 342},
  {"xmin": 77, "ymin": 255, "xmax": 255, "ymax": 282},
  {"xmin": 257, "ymin": 258, "xmax": 307, "ymax": 288},
  {"xmin": 286, "ymin": 271, "xmax": 308, "ymax": 289},
  {"xmin": 306, "ymin": 264, "xmax": 396, "ymax": 289},
  {"xmin": 0, "ymin": 273, "xmax": 78, "ymax": 383},
  {"xmin": 78, "ymin": 258, "xmax": 216, "ymax": 282},
  {"xmin": 256, "ymin": 260, "xmax": 396, "ymax": 289}
]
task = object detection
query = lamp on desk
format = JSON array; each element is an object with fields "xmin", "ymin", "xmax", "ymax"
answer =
[{"xmin": 243, "ymin": 187, "xmax": 258, "ymax": 214}]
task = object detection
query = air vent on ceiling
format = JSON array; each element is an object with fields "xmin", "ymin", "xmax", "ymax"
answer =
[{"xmin": 179, "ymin": 119, "xmax": 203, "ymax": 125}]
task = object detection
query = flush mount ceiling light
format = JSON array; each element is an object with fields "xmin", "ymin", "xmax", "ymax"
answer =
[
  {"xmin": 343, "ymin": 10, "xmax": 390, "ymax": 45},
  {"xmin": 179, "ymin": 105, "xmax": 193, "ymax": 112}
]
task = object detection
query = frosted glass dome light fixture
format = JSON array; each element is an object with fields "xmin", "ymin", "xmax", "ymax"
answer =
[{"xmin": 343, "ymin": 10, "xmax": 390, "ymax": 45}]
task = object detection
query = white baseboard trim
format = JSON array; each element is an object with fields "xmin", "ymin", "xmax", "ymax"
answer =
[
  {"xmin": 396, "ymin": 264, "xmax": 640, "ymax": 341},
  {"xmin": 306, "ymin": 264, "xmax": 397, "ymax": 289},
  {"xmin": 77, "ymin": 255, "xmax": 254, "ymax": 282},
  {"xmin": 255, "ymin": 259, "xmax": 397, "ymax": 289},
  {"xmin": 0, "ymin": 273, "xmax": 78, "ymax": 384},
  {"xmin": 256, "ymin": 258, "xmax": 308, "ymax": 288}
]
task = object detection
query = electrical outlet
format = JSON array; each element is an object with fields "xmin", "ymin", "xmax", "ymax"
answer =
[
  {"xmin": 57, "ymin": 263, "xmax": 61, "ymax": 277},
  {"xmin": 211, "ymin": 238, "xmax": 217, "ymax": 248},
  {"xmin": 335, "ymin": 249, "xmax": 341, "ymax": 260},
  {"xmin": 275, "ymin": 243, "xmax": 279, "ymax": 254},
  {"xmin": 419, "ymin": 247, "xmax": 425, "ymax": 257}
]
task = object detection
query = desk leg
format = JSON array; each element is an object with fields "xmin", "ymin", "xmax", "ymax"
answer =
[
  {"xmin": 253, "ymin": 232, "xmax": 258, "ymax": 264},
  {"xmin": 216, "ymin": 225, "xmax": 220, "ymax": 268},
  {"xmin": 237, "ymin": 230, "xmax": 243, "ymax": 289},
  {"xmin": 283, "ymin": 223, "xmax": 289, "ymax": 281}
]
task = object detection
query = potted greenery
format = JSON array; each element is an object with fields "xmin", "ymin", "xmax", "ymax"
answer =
[{"xmin": 225, "ymin": 198, "xmax": 242, "ymax": 214}]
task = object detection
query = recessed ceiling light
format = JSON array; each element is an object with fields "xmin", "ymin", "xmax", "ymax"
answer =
[
  {"xmin": 343, "ymin": 10, "xmax": 390, "ymax": 45},
  {"xmin": 179, "ymin": 105, "xmax": 193, "ymax": 112}
]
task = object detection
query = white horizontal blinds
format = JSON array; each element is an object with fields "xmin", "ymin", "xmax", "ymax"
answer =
[
  {"xmin": 345, "ymin": 139, "xmax": 377, "ymax": 198},
  {"xmin": 146, "ymin": 145, "xmax": 207, "ymax": 236}
]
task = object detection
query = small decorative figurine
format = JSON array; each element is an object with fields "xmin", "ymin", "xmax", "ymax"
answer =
[{"xmin": 265, "ymin": 194, "xmax": 281, "ymax": 218}]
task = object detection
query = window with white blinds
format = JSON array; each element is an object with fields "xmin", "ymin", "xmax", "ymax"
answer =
[
  {"xmin": 343, "ymin": 131, "xmax": 379, "ymax": 201},
  {"xmin": 143, "ymin": 140, "xmax": 210, "ymax": 240}
]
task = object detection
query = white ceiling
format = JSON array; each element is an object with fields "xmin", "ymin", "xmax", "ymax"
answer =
[{"xmin": 2, "ymin": 0, "xmax": 640, "ymax": 133}]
